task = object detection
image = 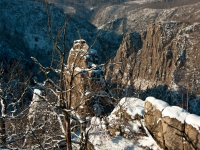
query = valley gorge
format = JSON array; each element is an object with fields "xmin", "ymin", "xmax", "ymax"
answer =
[
  {"xmin": 1, "ymin": 0, "xmax": 200, "ymax": 149},
  {"xmin": 2, "ymin": 0, "xmax": 200, "ymax": 105}
]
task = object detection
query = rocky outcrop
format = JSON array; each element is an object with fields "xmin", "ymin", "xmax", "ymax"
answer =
[
  {"xmin": 65, "ymin": 39, "xmax": 113, "ymax": 118},
  {"xmin": 104, "ymin": 22, "xmax": 200, "ymax": 114},
  {"xmin": 104, "ymin": 32, "xmax": 142, "ymax": 98},
  {"xmin": 144, "ymin": 97, "xmax": 200, "ymax": 150},
  {"xmin": 144, "ymin": 97, "xmax": 169, "ymax": 148},
  {"xmin": 185, "ymin": 114, "xmax": 200, "ymax": 150},
  {"xmin": 162, "ymin": 106, "xmax": 190, "ymax": 150},
  {"xmin": 106, "ymin": 97, "xmax": 145, "ymax": 138}
]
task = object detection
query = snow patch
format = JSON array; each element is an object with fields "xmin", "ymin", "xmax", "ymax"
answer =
[
  {"xmin": 145, "ymin": 96, "xmax": 169, "ymax": 112},
  {"xmin": 111, "ymin": 97, "xmax": 144, "ymax": 119},
  {"xmin": 185, "ymin": 114, "xmax": 200, "ymax": 132},
  {"xmin": 157, "ymin": 118, "xmax": 162, "ymax": 124},
  {"xmin": 162, "ymin": 106, "xmax": 189, "ymax": 123},
  {"xmin": 89, "ymin": 97, "xmax": 162, "ymax": 150},
  {"xmin": 75, "ymin": 67, "xmax": 83, "ymax": 72},
  {"xmin": 32, "ymin": 89, "xmax": 42, "ymax": 102}
]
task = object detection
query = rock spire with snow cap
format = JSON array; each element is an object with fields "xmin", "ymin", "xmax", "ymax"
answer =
[
  {"xmin": 65, "ymin": 39, "xmax": 113, "ymax": 118},
  {"xmin": 73, "ymin": 39, "xmax": 89, "ymax": 50},
  {"xmin": 67, "ymin": 39, "xmax": 98, "ymax": 69}
]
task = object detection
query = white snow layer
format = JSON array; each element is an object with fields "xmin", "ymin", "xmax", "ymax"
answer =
[
  {"xmin": 185, "ymin": 114, "xmax": 200, "ymax": 132},
  {"xmin": 74, "ymin": 39, "xmax": 86, "ymax": 43},
  {"xmin": 89, "ymin": 97, "xmax": 162, "ymax": 150},
  {"xmin": 32, "ymin": 89, "xmax": 42, "ymax": 101},
  {"xmin": 93, "ymin": 136, "xmax": 161, "ymax": 150},
  {"xmin": 28, "ymin": 89, "xmax": 42, "ymax": 119},
  {"xmin": 162, "ymin": 106, "xmax": 189, "ymax": 123},
  {"xmin": 111, "ymin": 97, "xmax": 144, "ymax": 119},
  {"xmin": 145, "ymin": 96, "xmax": 169, "ymax": 112}
]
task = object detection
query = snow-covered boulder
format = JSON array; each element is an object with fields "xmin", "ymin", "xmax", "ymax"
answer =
[
  {"xmin": 107, "ymin": 97, "xmax": 145, "ymax": 138},
  {"xmin": 185, "ymin": 114, "xmax": 200, "ymax": 150},
  {"xmin": 29, "ymin": 89, "xmax": 48, "ymax": 125},
  {"xmin": 144, "ymin": 96, "xmax": 200, "ymax": 150},
  {"xmin": 88, "ymin": 97, "xmax": 162, "ymax": 150},
  {"xmin": 110, "ymin": 97, "xmax": 144, "ymax": 120},
  {"xmin": 144, "ymin": 97, "xmax": 169, "ymax": 148},
  {"xmin": 162, "ymin": 106, "xmax": 190, "ymax": 150}
]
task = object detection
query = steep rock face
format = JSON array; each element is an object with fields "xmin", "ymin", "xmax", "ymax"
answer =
[
  {"xmin": 104, "ymin": 22, "xmax": 200, "ymax": 114},
  {"xmin": 65, "ymin": 40, "xmax": 113, "ymax": 118},
  {"xmin": 104, "ymin": 32, "xmax": 142, "ymax": 98},
  {"xmin": 132, "ymin": 22, "xmax": 183, "ymax": 89}
]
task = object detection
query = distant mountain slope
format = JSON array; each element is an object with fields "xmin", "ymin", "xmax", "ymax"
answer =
[
  {"xmin": 91, "ymin": 1, "xmax": 200, "ymax": 34},
  {"xmin": 0, "ymin": 0, "xmax": 122, "ymax": 67},
  {"xmin": 32, "ymin": 0, "xmax": 200, "ymax": 35}
]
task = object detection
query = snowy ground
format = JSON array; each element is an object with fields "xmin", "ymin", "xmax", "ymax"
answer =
[{"xmin": 88, "ymin": 98, "xmax": 162, "ymax": 150}]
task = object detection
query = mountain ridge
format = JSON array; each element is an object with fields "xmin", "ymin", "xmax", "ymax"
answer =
[{"xmin": 104, "ymin": 21, "xmax": 200, "ymax": 115}]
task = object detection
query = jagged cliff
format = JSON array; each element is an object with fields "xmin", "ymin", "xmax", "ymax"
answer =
[{"xmin": 104, "ymin": 22, "xmax": 200, "ymax": 114}]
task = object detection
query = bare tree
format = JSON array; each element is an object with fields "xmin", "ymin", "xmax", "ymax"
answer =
[
  {"xmin": 0, "ymin": 60, "xmax": 30, "ymax": 148},
  {"xmin": 29, "ymin": 2, "xmax": 114, "ymax": 150}
]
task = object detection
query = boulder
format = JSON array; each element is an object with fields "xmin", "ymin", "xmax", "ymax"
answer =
[
  {"xmin": 162, "ymin": 106, "xmax": 189, "ymax": 150},
  {"xmin": 107, "ymin": 97, "xmax": 146, "ymax": 138},
  {"xmin": 185, "ymin": 114, "xmax": 200, "ymax": 150},
  {"xmin": 112, "ymin": 97, "xmax": 144, "ymax": 120},
  {"xmin": 144, "ymin": 97, "xmax": 169, "ymax": 148}
]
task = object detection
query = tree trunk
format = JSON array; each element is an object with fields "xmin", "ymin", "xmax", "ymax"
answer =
[
  {"xmin": 0, "ymin": 117, "xmax": 6, "ymax": 148},
  {"xmin": 65, "ymin": 114, "xmax": 72, "ymax": 150},
  {"xmin": 0, "ymin": 98, "xmax": 7, "ymax": 148}
]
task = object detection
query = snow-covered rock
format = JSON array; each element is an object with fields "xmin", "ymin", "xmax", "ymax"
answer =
[
  {"xmin": 145, "ymin": 96, "xmax": 169, "ymax": 112},
  {"xmin": 89, "ymin": 97, "xmax": 162, "ymax": 150},
  {"xmin": 144, "ymin": 97, "xmax": 169, "ymax": 148},
  {"xmin": 162, "ymin": 106, "xmax": 189, "ymax": 124},
  {"xmin": 185, "ymin": 114, "xmax": 200, "ymax": 150},
  {"xmin": 29, "ymin": 89, "xmax": 42, "ymax": 120},
  {"xmin": 145, "ymin": 96, "xmax": 200, "ymax": 150},
  {"xmin": 65, "ymin": 40, "xmax": 113, "ymax": 118},
  {"xmin": 110, "ymin": 97, "xmax": 144, "ymax": 120},
  {"xmin": 162, "ymin": 106, "xmax": 190, "ymax": 150}
]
